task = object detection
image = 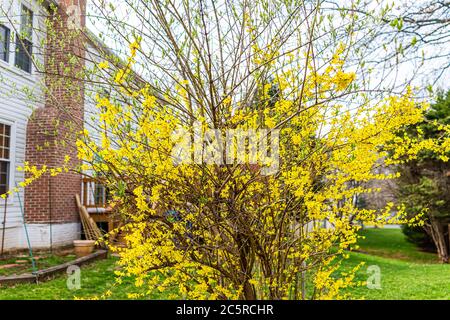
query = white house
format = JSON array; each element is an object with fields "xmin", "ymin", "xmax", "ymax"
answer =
[{"xmin": 0, "ymin": 0, "xmax": 108, "ymax": 252}]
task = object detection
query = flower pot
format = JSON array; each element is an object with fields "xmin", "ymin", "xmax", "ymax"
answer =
[{"xmin": 73, "ymin": 240, "xmax": 96, "ymax": 258}]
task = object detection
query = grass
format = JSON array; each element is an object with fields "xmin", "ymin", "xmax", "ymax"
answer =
[
  {"xmin": 340, "ymin": 228, "xmax": 450, "ymax": 300},
  {"xmin": 0, "ymin": 228, "xmax": 448, "ymax": 300},
  {"xmin": 0, "ymin": 256, "xmax": 170, "ymax": 300},
  {"xmin": 355, "ymin": 228, "xmax": 438, "ymax": 264},
  {"xmin": 341, "ymin": 251, "xmax": 450, "ymax": 299}
]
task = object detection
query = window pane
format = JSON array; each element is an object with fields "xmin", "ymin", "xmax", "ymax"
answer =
[
  {"xmin": 20, "ymin": 6, "xmax": 33, "ymax": 40},
  {"xmin": 0, "ymin": 171, "xmax": 6, "ymax": 184},
  {"xmin": 0, "ymin": 123, "xmax": 11, "ymax": 160},
  {"xmin": 15, "ymin": 36, "xmax": 32, "ymax": 73},
  {"xmin": 0, "ymin": 161, "xmax": 9, "ymax": 195},
  {"xmin": 0, "ymin": 24, "xmax": 10, "ymax": 62}
]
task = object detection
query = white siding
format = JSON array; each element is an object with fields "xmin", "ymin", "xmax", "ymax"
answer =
[
  {"xmin": 81, "ymin": 44, "xmax": 105, "ymax": 206},
  {"xmin": 84, "ymin": 43, "xmax": 106, "ymax": 145}
]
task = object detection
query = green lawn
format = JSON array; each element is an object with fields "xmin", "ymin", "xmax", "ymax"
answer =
[
  {"xmin": 0, "ymin": 228, "xmax": 448, "ymax": 300},
  {"xmin": 341, "ymin": 228, "xmax": 450, "ymax": 300},
  {"xmin": 0, "ymin": 257, "xmax": 169, "ymax": 300},
  {"xmin": 355, "ymin": 228, "xmax": 438, "ymax": 264}
]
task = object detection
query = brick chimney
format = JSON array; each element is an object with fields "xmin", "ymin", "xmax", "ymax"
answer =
[{"xmin": 24, "ymin": 0, "xmax": 87, "ymax": 227}]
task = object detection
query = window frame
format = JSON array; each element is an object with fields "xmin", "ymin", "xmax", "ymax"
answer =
[
  {"xmin": 0, "ymin": 119, "xmax": 16, "ymax": 202},
  {"xmin": 14, "ymin": 4, "xmax": 33, "ymax": 73}
]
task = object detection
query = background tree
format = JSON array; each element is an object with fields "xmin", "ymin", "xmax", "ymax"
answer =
[{"xmin": 397, "ymin": 90, "xmax": 450, "ymax": 263}]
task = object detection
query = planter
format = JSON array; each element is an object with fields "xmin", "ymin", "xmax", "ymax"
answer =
[{"xmin": 73, "ymin": 240, "xmax": 96, "ymax": 258}]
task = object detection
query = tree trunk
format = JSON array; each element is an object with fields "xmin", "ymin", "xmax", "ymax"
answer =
[
  {"xmin": 236, "ymin": 233, "xmax": 257, "ymax": 300},
  {"xmin": 242, "ymin": 280, "xmax": 257, "ymax": 300},
  {"xmin": 426, "ymin": 219, "xmax": 449, "ymax": 263}
]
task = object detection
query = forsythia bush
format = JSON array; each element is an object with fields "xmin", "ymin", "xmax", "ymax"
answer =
[{"xmin": 74, "ymin": 41, "xmax": 449, "ymax": 299}]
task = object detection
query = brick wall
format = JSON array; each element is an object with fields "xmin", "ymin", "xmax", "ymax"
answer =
[{"xmin": 24, "ymin": 0, "xmax": 87, "ymax": 224}]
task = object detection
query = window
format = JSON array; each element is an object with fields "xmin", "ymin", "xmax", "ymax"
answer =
[
  {"xmin": 0, "ymin": 25, "xmax": 10, "ymax": 62},
  {"xmin": 15, "ymin": 5, "xmax": 33, "ymax": 73},
  {"xmin": 0, "ymin": 124, "xmax": 11, "ymax": 196}
]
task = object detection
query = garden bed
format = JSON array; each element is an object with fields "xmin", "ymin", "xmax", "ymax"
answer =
[
  {"xmin": 0, "ymin": 250, "xmax": 108, "ymax": 286},
  {"xmin": 0, "ymin": 248, "xmax": 77, "ymax": 277}
]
